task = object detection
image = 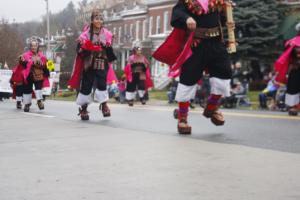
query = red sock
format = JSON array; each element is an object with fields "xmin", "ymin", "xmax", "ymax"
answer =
[
  {"xmin": 207, "ymin": 94, "xmax": 222, "ymax": 111},
  {"xmin": 178, "ymin": 102, "xmax": 190, "ymax": 117}
]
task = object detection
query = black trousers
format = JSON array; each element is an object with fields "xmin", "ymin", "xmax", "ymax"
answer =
[
  {"xmin": 15, "ymin": 85, "xmax": 23, "ymax": 97},
  {"xmin": 287, "ymin": 68, "xmax": 300, "ymax": 95},
  {"xmin": 126, "ymin": 73, "xmax": 145, "ymax": 92},
  {"xmin": 23, "ymin": 75, "xmax": 43, "ymax": 94},
  {"xmin": 180, "ymin": 38, "xmax": 232, "ymax": 86},
  {"xmin": 80, "ymin": 67, "xmax": 108, "ymax": 95}
]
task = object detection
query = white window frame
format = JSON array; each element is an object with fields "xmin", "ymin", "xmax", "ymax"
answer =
[
  {"xmin": 163, "ymin": 11, "xmax": 169, "ymax": 33},
  {"xmin": 130, "ymin": 24, "xmax": 134, "ymax": 40},
  {"xmin": 142, "ymin": 19, "xmax": 147, "ymax": 40},
  {"xmin": 156, "ymin": 16, "xmax": 161, "ymax": 34},
  {"xmin": 149, "ymin": 16, "xmax": 153, "ymax": 36},
  {"xmin": 136, "ymin": 20, "xmax": 140, "ymax": 41},
  {"xmin": 118, "ymin": 27, "xmax": 122, "ymax": 44}
]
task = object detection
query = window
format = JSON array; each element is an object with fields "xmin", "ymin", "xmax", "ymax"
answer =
[
  {"xmin": 124, "ymin": 24, "xmax": 128, "ymax": 35},
  {"xmin": 149, "ymin": 16, "xmax": 153, "ymax": 36},
  {"xmin": 118, "ymin": 27, "xmax": 122, "ymax": 44},
  {"xmin": 163, "ymin": 11, "xmax": 169, "ymax": 33},
  {"xmin": 136, "ymin": 20, "xmax": 140, "ymax": 40},
  {"xmin": 142, "ymin": 19, "xmax": 147, "ymax": 40},
  {"xmin": 124, "ymin": 24, "xmax": 128, "ymax": 42},
  {"xmin": 130, "ymin": 24, "xmax": 134, "ymax": 40},
  {"xmin": 113, "ymin": 27, "xmax": 117, "ymax": 38},
  {"xmin": 156, "ymin": 16, "xmax": 161, "ymax": 34}
]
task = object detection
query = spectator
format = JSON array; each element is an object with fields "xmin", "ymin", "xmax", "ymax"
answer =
[
  {"xmin": 167, "ymin": 78, "xmax": 178, "ymax": 104},
  {"xmin": 275, "ymin": 85, "xmax": 287, "ymax": 111},
  {"xmin": 117, "ymin": 75, "xmax": 126, "ymax": 104},
  {"xmin": 258, "ymin": 75, "xmax": 279, "ymax": 109},
  {"xmin": 232, "ymin": 62, "xmax": 250, "ymax": 89},
  {"xmin": 223, "ymin": 81, "xmax": 246, "ymax": 108},
  {"xmin": 232, "ymin": 62, "xmax": 243, "ymax": 84},
  {"xmin": 51, "ymin": 82, "xmax": 58, "ymax": 97},
  {"xmin": 195, "ymin": 74, "xmax": 210, "ymax": 107},
  {"xmin": 108, "ymin": 80, "xmax": 119, "ymax": 99}
]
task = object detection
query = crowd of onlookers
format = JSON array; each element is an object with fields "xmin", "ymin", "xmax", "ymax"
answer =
[
  {"xmin": 258, "ymin": 72, "xmax": 287, "ymax": 111},
  {"xmin": 166, "ymin": 62, "xmax": 293, "ymax": 111},
  {"xmin": 167, "ymin": 62, "xmax": 251, "ymax": 109}
]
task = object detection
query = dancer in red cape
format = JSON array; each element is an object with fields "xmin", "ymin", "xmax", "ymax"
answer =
[
  {"xmin": 10, "ymin": 56, "xmax": 26, "ymax": 109},
  {"xmin": 20, "ymin": 38, "xmax": 49, "ymax": 112},
  {"xmin": 124, "ymin": 47, "xmax": 153, "ymax": 106},
  {"xmin": 68, "ymin": 9, "xmax": 118, "ymax": 120},
  {"xmin": 275, "ymin": 22, "xmax": 300, "ymax": 116},
  {"xmin": 153, "ymin": 0, "xmax": 234, "ymax": 134}
]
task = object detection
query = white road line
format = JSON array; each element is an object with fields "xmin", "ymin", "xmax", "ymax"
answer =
[
  {"xmin": 22, "ymin": 112, "xmax": 55, "ymax": 118},
  {"xmin": 110, "ymin": 104, "xmax": 300, "ymax": 121}
]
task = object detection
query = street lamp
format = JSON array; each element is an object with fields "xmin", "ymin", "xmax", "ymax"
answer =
[{"xmin": 44, "ymin": 0, "xmax": 51, "ymax": 58}]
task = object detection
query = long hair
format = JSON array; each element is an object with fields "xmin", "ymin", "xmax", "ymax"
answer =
[
  {"xmin": 89, "ymin": 8, "xmax": 103, "ymax": 41},
  {"xmin": 89, "ymin": 22, "xmax": 94, "ymax": 41},
  {"xmin": 29, "ymin": 38, "xmax": 40, "ymax": 53}
]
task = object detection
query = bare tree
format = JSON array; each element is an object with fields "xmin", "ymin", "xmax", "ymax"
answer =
[{"xmin": 0, "ymin": 19, "xmax": 24, "ymax": 68}]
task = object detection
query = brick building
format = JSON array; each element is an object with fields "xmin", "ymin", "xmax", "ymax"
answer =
[
  {"xmin": 77, "ymin": 0, "xmax": 300, "ymax": 88},
  {"xmin": 78, "ymin": 0, "xmax": 177, "ymax": 89}
]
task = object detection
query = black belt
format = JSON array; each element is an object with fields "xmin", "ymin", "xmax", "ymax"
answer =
[{"xmin": 194, "ymin": 27, "xmax": 221, "ymax": 39}]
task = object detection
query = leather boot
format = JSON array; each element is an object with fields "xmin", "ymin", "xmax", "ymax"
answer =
[
  {"xmin": 288, "ymin": 106, "xmax": 298, "ymax": 116},
  {"xmin": 37, "ymin": 100, "xmax": 44, "ymax": 110},
  {"xmin": 78, "ymin": 104, "xmax": 89, "ymax": 120},
  {"xmin": 140, "ymin": 97, "xmax": 146, "ymax": 105},
  {"xmin": 100, "ymin": 102, "xmax": 111, "ymax": 117},
  {"xmin": 16, "ymin": 101, "xmax": 22, "ymax": 109},
  {"xmin": 177, "ymin": 115, "xmax": 192, "ymax": 134},
  {"xmin": 203, "ymin": 107, "xmax": 225, "ymax": 126},
  {"xmin": 128, "ymin": 100, "xmax": 134, "ymax": 107},
  {"xmin": 24, "ymin": 104, "xmax": 30, "ymax": 112}
]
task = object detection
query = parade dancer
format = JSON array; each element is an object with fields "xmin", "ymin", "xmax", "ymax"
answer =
[
  {"xmin": 21, "ymin": 39, "xmax": 49, "ymax": 112},
  {"xmin": 275, "ymin": 22, "xmax": 300, "ymax": 116},
  {"xmin": 68, "ymin": 9, "xmax": 118, "ymax": 120},
  {"xmin": 10, "ymin": 56, "xmax": 26, "ymax": 109},
  {"xmin": 153, "ymin": 0, "xmax": 235, "ymax": 134},
  {"xmin": 124, "ymin": 47, "xmax": 153, "ymax": 106}
]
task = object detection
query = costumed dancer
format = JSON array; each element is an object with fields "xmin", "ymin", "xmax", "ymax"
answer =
[
  {"xmin": 22, "ymin": 38, "xmax": 50, "ymax": 112},
  {"xmin": 275, "ymin": 22, "xmax": 300, "ymax": 116},
  {"xmin": 153, "ymin": 0, "xmax": 235, "ymax": 134},
  {"xmin": 68, "ymin": 9, "xmax": 118, "ymax": 120},
  {"xmin": 124, "ymin": 47, "xmax": 153, "ymax": 106},
  {"xmin": 10, "ymin": 55, "xmax": 26, "ymax": 109}
]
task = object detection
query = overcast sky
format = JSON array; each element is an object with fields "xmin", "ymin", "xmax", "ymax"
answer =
[{"xmin": 0, "ymin": 0, "xmax": 85, "ymax": 23}]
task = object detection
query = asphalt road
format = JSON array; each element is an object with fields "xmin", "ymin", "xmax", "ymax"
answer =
[
  {"xmin": 1, "ymin": 100, "xmax": 300, "ymax": 200},
  {"xmin": 2, "ymin": 99, "xmax": 299, "ymax": 153}
]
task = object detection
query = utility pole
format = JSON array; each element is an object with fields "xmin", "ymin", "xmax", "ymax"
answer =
[{"xmin": 45, "ymin": 0, "xmax": 51, "ymax": 58}]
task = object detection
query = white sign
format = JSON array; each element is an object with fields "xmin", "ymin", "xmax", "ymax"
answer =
[
  {"xmin": 0, "ymin": 70, "xmax": 13, "ymax": 93},
  {"xmin": 46, "ymin": 50, "xmax": 53, "ymax": 60},
  {"xmin": 51, "ymin": 71, "xmax": 60, "ymax": 83},
  {"xmin": 42, "ymin": 72, "xmax": 60, "ymax": 96}
]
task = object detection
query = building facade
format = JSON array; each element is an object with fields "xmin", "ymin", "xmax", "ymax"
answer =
[
  {"xmin": 77, "ymin": 0, "xmax": 300, "ymax": 88},
  {"xmin": 78, "ymin": 0, "xmax": 177, "ymax": 89}
]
